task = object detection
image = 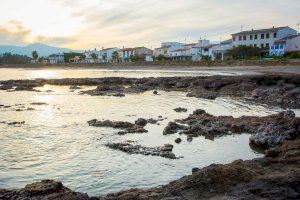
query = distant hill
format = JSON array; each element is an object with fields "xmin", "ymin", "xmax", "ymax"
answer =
[{"xmin": 0, "ymin": 43, "xmax": 83, "ymax": 57}]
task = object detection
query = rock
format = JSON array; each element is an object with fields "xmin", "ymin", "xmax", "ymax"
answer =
[
  {"xmin": 163, "ymin": 122, "xmax": 186, "ymax": 135},
  {"xmin": 69, "ymin": 85, "xmax": 82, "ymax": 90},
  {"xmin": 153, "ymin": 90, "xmax": 158, "ymax": 95},
  {"xmin": 105, "ymin": 142, "xmax": 178, "ymax": 159},
  {"xmin": 0, "ymin": 180, "xmax": 89, "ymax": 200},
  {"xmin": 174, "ymin": 107, "xmax": 187, "ymax": 113},
  {"xmin": 7, "ymin": 121, "xmax": 25, "ymax": 125},
  {"xmin": 88, "ymin": 119, "xmax": 148, "ymax": 134},
  {"xmin": 135, "ymin": 118, "xmax": 148, "ymax": 127},
  {"xmin": 193, "ymin": 109, "xmax": 206, "ymax": 115},
  {"xmin": 30, "ymin": 102, "xmax": 48, "ymax": 106},
  {"xmin": 175, "ymin": 138, "xmax": 182, "ymax": 144}
]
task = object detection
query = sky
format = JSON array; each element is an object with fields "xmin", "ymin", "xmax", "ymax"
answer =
[{"xmin": 0, "ymin": 0, "xmax": 299, "ymax": 50}]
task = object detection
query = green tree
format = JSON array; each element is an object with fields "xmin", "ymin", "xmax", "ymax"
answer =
[
  {"xmin": 112, "ymin": 51, "xmax": 119, "ymax": 62},
  {"xmin": 91, "ymin": 53, "xmax": 98, "ymax": 62},
  {"xmin": 227, "ymin": 45, "xmax": 260, "ymax": 59},
  {"xmin": 64, "ymin": 52, "xmax": 83, "ymax": 63},
  {"xmin": 32, "ymin": 51, "xmax": 39, "ymax": 60}
]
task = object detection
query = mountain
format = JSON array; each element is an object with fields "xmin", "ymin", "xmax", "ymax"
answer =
[{"xmin": 0, "ymin": 43, "xmax": 83, "ymax": 57}]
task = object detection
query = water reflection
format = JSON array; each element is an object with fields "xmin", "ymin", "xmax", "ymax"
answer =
[{"xmin": 0, "ymin": 87, "xmax": 290, "ymax": 196}]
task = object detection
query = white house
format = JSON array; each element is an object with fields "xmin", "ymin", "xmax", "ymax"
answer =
[
  {"xmin": 270, "ymin": 34, "xmax": 300, "ymax": 56},
  {"xmin": 232, "ymin": 26, "xmax": 297, "ymax": 55},
  {"xmin": 49, "ymin": 53, "xmax": 64, "ymax": 64},
  {"xmin": 83, "ymin": 50, "xmax": 97, "ymax": 63},
  {"xmin": 97, "ymin": 47, "xmax": 120, "ymax": 62},
  {"xmin": 118, "ymin": 47, "xmax": 153, "ymax": 62},
  {"xmin": 211, "ymin": 39, "xmax": 233, "ymax": 60}
]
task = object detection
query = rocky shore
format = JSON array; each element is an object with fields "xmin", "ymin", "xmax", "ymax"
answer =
[
  {"xmin": 1, "ymin": 138, "xmax": 299, "ymax": 200},
  {"xmin": 0, "ymin": 74, "xmax": 299, "ymax": 108}
]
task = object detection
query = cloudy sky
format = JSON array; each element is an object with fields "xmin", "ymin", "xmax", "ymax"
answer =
[{"xmin": 0, "ymin": 0, "xmax": 299, "ymax": 49}]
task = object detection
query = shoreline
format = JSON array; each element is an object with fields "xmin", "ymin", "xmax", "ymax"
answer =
[{"xmin": 1, "ymin": 73, "xmax": 299, "ymax": 199}]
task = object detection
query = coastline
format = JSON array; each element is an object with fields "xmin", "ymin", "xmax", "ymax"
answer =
[{"xmin": 0, "ymin": 73, "xmax": 299, "ymax": 199}]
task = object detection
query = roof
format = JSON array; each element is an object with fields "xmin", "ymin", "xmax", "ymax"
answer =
[
  {"xmin": 171, "ymin": 48, "xmax": 189, "ymax": 52},
  {"xmin": 155, "ymin": 46, "xmax": 171, "ymax": 50},
  {"xmin": 184, "ymin": 43, "xmax": 198, "ymax": 47},
  {"xmin": 232, "ymin": 26, "xmax": 289, "ymax": 36},
  {"xmin": 220, "ymin": 39, "xmax": 232, "ymax": 44},
  {"xmin": 118, "ymin": 47, "xmax": 146, "ymax": 51},
  {"xmin": 101, "ymin": 47, "xmax": 118, "ymax": 51},
  {"xmin": 202, "ymin": 44, "xmax": 218, "ymax": 49},
  {"xmin": 274, "ymin": 34, "xmax": 300, "ymax": 44}
]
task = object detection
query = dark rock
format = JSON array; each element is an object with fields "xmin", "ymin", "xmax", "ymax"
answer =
[
  {"xmin": 105, "ymin": 142, "xmax": 178, "ymax": 159},
  {"xmin": 175, "ymin": 138, "xmax": 182, "ymax": 144},
  {"xmin": 163, "ymin": 122, "xmax": 186, "ymax": 135},
  {"xmin": 135, "ymin": 118, "xmax": 148, "ymax": 127},
  {"xmin": 69, "ymin": 85, "xmax": 82, "ymax": 90},
  {"xmin": 174, "ymin": 107, "xmax": 187, "ymax": 113},
  {"xmin": 88, "ymin": 119, "xmax": 148, "ymax": 134},
  {"xmin": 153, "ymin": 90, "xmax": 158, "ymax": 95}
]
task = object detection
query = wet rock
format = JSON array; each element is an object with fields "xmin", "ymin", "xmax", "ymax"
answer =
[
  {"xmin": 69, "ymin": 85, "xmax": 82, "ymax": 90},
  {"xmin": 174, "ymin": 107, "xmax": 187, "ymax": 113},
  {"xmin": 153, "ymin": 90, "xmax": 158, "ymax": 95},
  {"xmin": 0, "ymin": 84, "xmax": 13, "ymax": 90},
  {"xmin": 105, "ymin": 142, "xmax": 178, "ymax": 159},
  {"xmin": 30, "ymin": 102, "xmax": 48, "ymax": 106},
  {"xmin": 175, "ymin": 138, "xmax": 182, "ymax": 144},
  {"xmin": 135, "ymin": 118, "xmax": 148, "ymax": 127},
  {"xmin": 81, "ymin": 85, "xmax": 126, "ymax": 97},
  {"xmin": 7, "ymin": 121, "xmax": 25, "ymax": 125},
  {"xmin": 187, "ymin": 91, "xmax": 218, "ymax": 100},
  {"xmin": 163, "ymin": 122, "xmax": 187, "ymax": 135},
  {"xmin": 88, "ymin": 119, "xmax": 148, "ymax": 134},
  {"xmin": 147, "ymin": 118, "xmax": 158, "ymax": 124},
  {"xmin": 175, "ymin": 110, "xmax": 299, "ymax": 148},
  {"xmin": 0, "ymin": 180, "xmax": 90, "ymax": 200}
]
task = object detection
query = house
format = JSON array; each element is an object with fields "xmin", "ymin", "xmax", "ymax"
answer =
[
  {"xmin": 154, "ymin": 46, "xmax": 171, "ymax": 57},
  {"xmin": 211, "ymin": 39, "xmax": 233, "ymax": 60},
  {"xmin": 118, "ymin": 47, "xmax": 153, "ymax": 62},
  {"xmin": 49, "ymin": 53, "xmax": 64, "ymax": 64},
  {"xmin": 69, "ymin": 56, "xmax": 82, "ymax": 63},
  {"xmin": 97, "ymin": 47, "xmax": 120, "ymax": 62},
  {"xmin": 169, "ymin": 48, "xmax": 192, "ymax": 61},
  {"xmin": 270, "ymin": 34, "xmax": 300, "ymax": 56},
  {"xmin": 83, "ymin": 51, "xmax": 97, "ymax": 63},
  {"xmin": 232, "ymin": 26, "xmax": 297, "ymax": 55},
  {"xmin": 201, "ymin": 44, "xmax": 218, "ymax": 59}
]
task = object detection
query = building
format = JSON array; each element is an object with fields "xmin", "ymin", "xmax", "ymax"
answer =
[
  {"xmin": 153, "ymin": 46, "xmax": 170, "ymax": 57},
  {"xmin": 69, "ymin": 56, "xmax": 82, "ymax": 63},
  {"xmin": 211, "ymin": 39, "xmax": 233, "ymax": 60},
  {"xmin": 118, "ymin": 47, "xmax": 153, "ymax": 62},
  {"xmin": 97, "ymin": 47, "xmax": 120, "ymax": 62},
  {"xmin": 270, "ymin": 34, "xmax": 300, "ymax": 56},
  {"xmin": 49, "ymin": 53, "xmax": 64, "ymax": 64},
  {"xmin": 232, "ymin": 26, "xmax": 297, "ymax": 55},
  {"xmin": 83, "ymin": 51, "xmax": 97, "ymax": 63}
]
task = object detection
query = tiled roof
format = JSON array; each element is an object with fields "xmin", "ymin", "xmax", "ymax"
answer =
[
  {"xmin": 220, "ymin": 39, "xmax": 232, "ymax": 44},
  {"xmin": 171, "ymin": 48, "xmax": 189, "ymax": 52},
  {"xmin": 232, "ymin": 26, "xmax": 289, "ymax": 36}
]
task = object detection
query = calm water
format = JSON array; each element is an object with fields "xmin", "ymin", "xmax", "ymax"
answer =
[
  {"xmin": 0, "ymin": 68, "xmax": 293, "ymax": 196},
  {"xmin": 0, "ymin": 67, "xmax": 262, "ymax": 80}
]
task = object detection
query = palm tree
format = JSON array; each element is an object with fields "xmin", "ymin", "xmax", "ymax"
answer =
[
  {"xmin": 112, "ymin": 51, "xmax": 119, "ymax": 62},
  {"xmin": 91, "ymin": 53, "xmax": 98, "ymax": 63},
  {"xmin": 32, "ymin": 51, "xmax": 39, "ymax": 61}
]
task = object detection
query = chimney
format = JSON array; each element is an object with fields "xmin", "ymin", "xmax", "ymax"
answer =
[{"xmin": 94, "ymin": 48, "xmax": 96, "ymax": 51}]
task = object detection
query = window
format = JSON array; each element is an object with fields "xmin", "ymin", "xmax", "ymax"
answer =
[
  {"xmin": 280, "ymin": 45, "xmax": 283, "ymax": 49},
  {"xmin": 261, "ymin": 44, "xmax": 264, "ymax": 48},
  {"xmin": 243, "ymin": 35, "xmax": 246, "ymax": 40},
  {"xmin": 233, "ymin": 37, "xmax": 236, "ymax": 41},
  {"xmin": 254, "ymin": 35, "xmax": 258, "ymax": 40},
  {"xmin": 239, "ymin": 36, "xmax": 242, "ymax": 41},
  {"xmin": 266, "ymin": 43, "xmax": 269, "ymax": 48},
  {"xmin": 250, "ymin": 44, "xmax": 253, "ymax": 47},
  {"xmin": 273, "ymin": 33, "xmax": 277, "ymax": 38},
  {"xmin": 261, "ymin": 34, "xmax": 265, "ymax": 39},
  {"xmin": 254, "ymin": 44, "xmax": 257, "ymax": 48},
  {"xmin": 266, "ymin": 33, "xmax": 270, "ymax": 39},
  {"xmin": 250, "ymin": 35, "xmax": 253, "ymax": 40},
  {"xmin": 233, "ymin": 45, "xmax": 235, "ymax": 48}
]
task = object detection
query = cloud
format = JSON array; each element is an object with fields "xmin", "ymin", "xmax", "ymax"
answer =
[{"xmin": 0, "ymin": 20, "xmax": 31, "ymax": 45}]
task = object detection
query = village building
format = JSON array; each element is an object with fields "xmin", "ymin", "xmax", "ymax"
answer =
[
  {"xmin": 211, "ymin": 39, "xmax": 233, "ymax": 60},
  {"xmin": 49, "ymin": 53, "xmax": 64, "ymax": 64},
  {"xmin": 118, "ymin": 47, "xmax": 153, "ymax": 62},
  {"xmin": 232, "ymin": 26, "xmax": 297, "ymax": 55},
  {"xmin": 97, "ymin": 47, "xmax": 120, "ymax": 62},
  {"xmin": 69, "ymin": 56, "xmax": 82, "ymax": 63},
  {"xmin": 270, "ymin": 34, "xmax": 300, "ymax": 56}
]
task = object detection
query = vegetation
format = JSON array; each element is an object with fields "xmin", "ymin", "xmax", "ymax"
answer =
[
  {"xmin": 155, "ymin": 55, "xmax": 171, "ymax": 61},
  {"xmin": 112, "ymin": 51, "xmax": 119, "ymax": 62},
  {"xmin": 227, "ymin": 45, "xmax": 260, "ymax": 59},
  {"xmin": 64, "ymin": 52, "xmax": 82, "ymax": 63},
  {"xmin": 285, "ymin": 53, "xmax": 300, "ymax": 59},
  {"xmin": 32, "ymin": 51, "xmax": 39, "ymax": 60},
  {"xmin": 91, "ymin": 53, "xmax": 98, "ymax": 62},
  {"xmin": 0, "ymin": 53, "xmax": 31, "ymax": 64}
]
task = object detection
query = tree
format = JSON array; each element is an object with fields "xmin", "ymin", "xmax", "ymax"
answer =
[
  {"xmin": 0, "ymin": 53, "xmax": 31, "ymax": 64},
  {"xmin": 227, "ymin": 45, "xmax": 260, "ymax": 59},
  {"xmin": 91, "ymin": 53, "xmax": 98, "ymax": 62},
  {"xmin": 64, "ymin": 52, "xmax": 83, "ymax": 63},
  {"xmin": 32, "ymin": 51, "xmax": 39, "ymax": 60},
  {"xmin": 112, "ymin": 51, "xmax": 119, "ymax": 62}
]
